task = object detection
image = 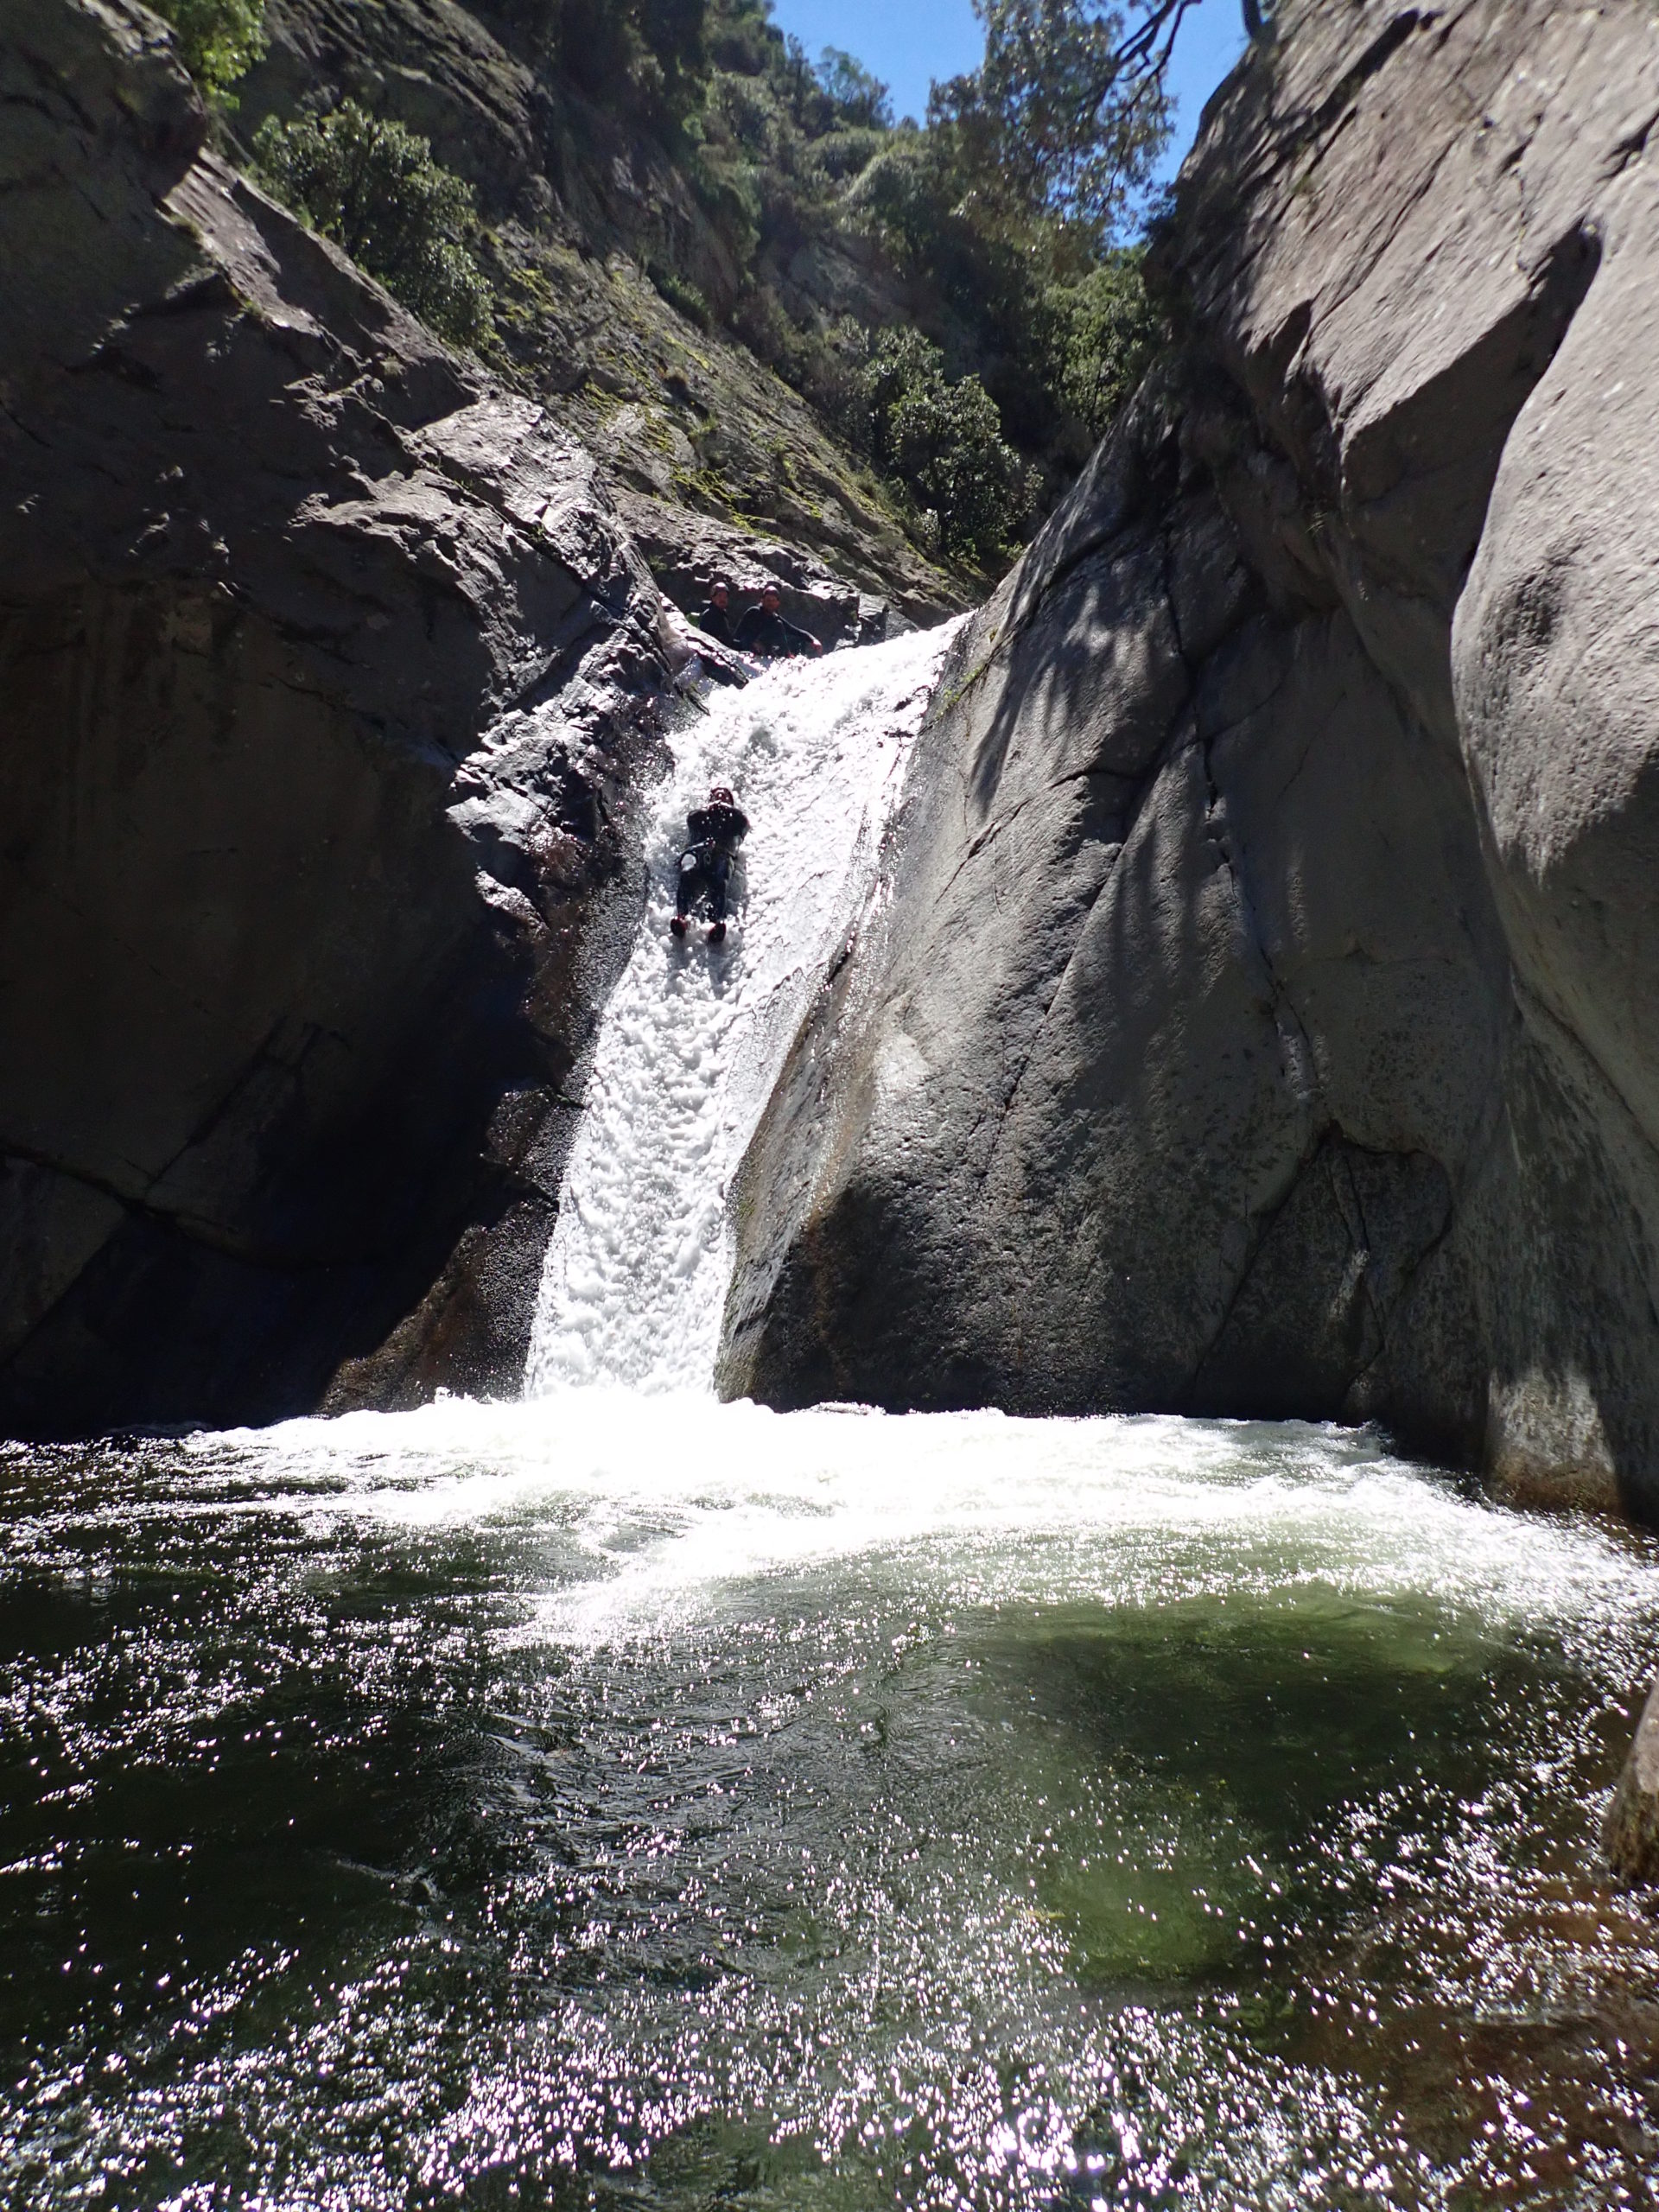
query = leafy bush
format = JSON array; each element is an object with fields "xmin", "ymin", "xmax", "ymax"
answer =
[
  {"xmin": 814, "ymin": 48, "xmax": 894, "ymax": 130},
  {"xmin": 150, "ymin": 0, "xmax": 266, "ymax": 104},
  {"xmin": 710, "ymin": 67, "xmax": 787, "ymax": 159},
  {"xmin": 731, "ymin": 283, "xmax": 813, "ymax": 387},
  {"xmin": 251, "ymin": 104, "xmax": 493, "ymax": 349},
  {"xmin": 1049, "ymin": 249, "xmax": 1159, "ymax": 441},
  {"xmin": 801, "ymin": 124, "xmax": 888, "ymax": 186},
  {"xmin": 842, "ymin": 134, "xmax": 948, "ymax": 274},
  {"xmin": 648, "ymin": 262, "xmax": 713, "ymax": 331},
  {"xmin": 705, "ymin": 0, "xmax": 780, "ymax": 77},
  {"xmin": 857, "ymin": 329, "xmax": 1027, "ymax": 566}
]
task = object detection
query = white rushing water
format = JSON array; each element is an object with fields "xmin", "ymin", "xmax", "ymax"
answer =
[
  {"xmin": 525, "ymin": 626, "xmax": 958, "ymax": 1395},
  {"xmin": 200, "ymin": 1390, "xmax": 1659, "ymax": 1666},
  {"xmin": 18, "ymin": 594, "xmax": 1659, "ymax": 2203}
]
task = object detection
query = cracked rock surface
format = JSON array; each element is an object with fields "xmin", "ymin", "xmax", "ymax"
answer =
[
  {"xmin": 0, "ymin": 0, "xmax": 676, "ymax": 1433},
  {"xmin": 717, "ymin": 0, "xmax": 1659, "ymax": 1524}
]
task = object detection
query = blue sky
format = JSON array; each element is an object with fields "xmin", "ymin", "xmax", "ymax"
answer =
[{"xmin": 768, "ymin": 0, "xmax": 1248, "ymax": 184}]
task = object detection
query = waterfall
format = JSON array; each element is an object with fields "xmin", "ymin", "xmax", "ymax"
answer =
[{"xmin": 524, "ymin": 623, "xmax": 960, "ymax": 1396}]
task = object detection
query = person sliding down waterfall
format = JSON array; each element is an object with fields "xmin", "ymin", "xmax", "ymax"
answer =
[{"xmin": 671, "ymin": 785, "xmax": 750, "ymax": 944}]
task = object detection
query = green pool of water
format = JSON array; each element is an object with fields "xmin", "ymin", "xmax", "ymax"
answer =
[{"xmin": 1, "ymin": 1396, "xmax": 1656, "ymax": 2209}]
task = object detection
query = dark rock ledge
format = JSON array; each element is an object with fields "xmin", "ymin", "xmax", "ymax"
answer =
[{"xmin": 0, "ymin": 0, "xmax": 681, "ymax": 1433}]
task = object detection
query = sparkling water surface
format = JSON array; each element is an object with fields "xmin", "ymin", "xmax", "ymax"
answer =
[
  {"xmin": 3, "ymin": 1394, "xmax": 1657, "ymax": 2209},
  {"xmin": 10, "ymin": 639, "xmax": 1658, "ymax": 2207}
]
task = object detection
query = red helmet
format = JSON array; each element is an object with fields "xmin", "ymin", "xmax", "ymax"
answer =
[{"xmin": 709, "ymin": 785, "xmax": 735, "ymax": 806}]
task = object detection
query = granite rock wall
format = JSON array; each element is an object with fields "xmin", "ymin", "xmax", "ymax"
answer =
[{"xmin": 718, "ymin": 0, "xmax": 1659, "ymax": 1525}]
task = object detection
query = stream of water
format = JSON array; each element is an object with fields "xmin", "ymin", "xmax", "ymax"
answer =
[
  {"xmin": 3, "ymin": 645, "xmax": 1658, "ymax": 2209},
  {"xmin": 527, "ymin": 626, "xmax": 956, "ymax": 1392}
]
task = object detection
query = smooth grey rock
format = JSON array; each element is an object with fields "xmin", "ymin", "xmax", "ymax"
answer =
[
  {"xmin": 720, "ymin": 0, "xmax": 1659, "ymax": 1523},
  {"xmin": 611, "ymin": 486, "xmax": 931, "ymax": 649}
]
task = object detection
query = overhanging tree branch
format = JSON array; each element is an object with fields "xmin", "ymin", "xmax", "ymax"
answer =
[{"xmin": 940, "ymin": 0, "xmax": 1262, "ymax": 242}]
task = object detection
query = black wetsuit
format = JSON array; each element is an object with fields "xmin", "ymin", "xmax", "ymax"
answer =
[
  {"xmin": 734, "ymin": 604, "xmax": 820, "ymax": 658},
  {"xmin": 696, "ymin": 599, "xmax": 734, "ymax": 647},
  {"xmin": 676, "ymin": 799, "xmax": 750, "ymax": 923}
]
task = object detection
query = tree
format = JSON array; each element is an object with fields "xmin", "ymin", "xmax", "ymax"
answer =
[
  {"xmin": 815, "ymin": 48, "xmax": 895, "ymax": 130},
  {"xmin": 149, "ymin": 0, "xmax": 267, "ymax": 104},
  {"xmin": 251, "ymin": 104, "xmax": 493, "ymax": 349},
  {"xmin": 1047, "ymin": 248, "xmax": 1158, "ymax": 439},
  {"xmin": 855, "ymin": 328, "xmax": 1027, "ymax": 565},
  {"xmin": 931, "ymin": 0, "xmax": 1216, "ymax": 242}
]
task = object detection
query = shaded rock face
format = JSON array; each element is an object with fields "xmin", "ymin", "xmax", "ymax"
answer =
[
  {"xmin": 0, "ymin": 0, "xmax": 675, "ymax": 1436},
  {"xmin": 1605, "ymin": 1678, "xmax": 1659, "ymax": 1887},
  {"xmin": 719, "ymin": 0, "xmax": 1659, "ymax": 1522}
]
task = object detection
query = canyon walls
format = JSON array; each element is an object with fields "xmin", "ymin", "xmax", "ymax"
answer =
[
  {"xmin": 0, "ymin": 0, "xmax": 677, "ymax": 1433},
  {"xmin": 719, "ymin": 0, "xmax": 1659, "ymax": 1523},
  {"xmin": 10, "ymin": 0, "xmax": 1659, "ymax": 1522}
]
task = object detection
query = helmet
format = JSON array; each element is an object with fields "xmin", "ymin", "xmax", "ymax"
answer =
[{"xmin": 709, "ymin": 785, "xmax": 735, "ymax": 806}]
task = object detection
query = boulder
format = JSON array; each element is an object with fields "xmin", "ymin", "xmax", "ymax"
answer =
[
  {"xmin": 612, "ymin": 488, "xmax": 918, "ymax": 650},
  {"xmin": 718, "ymin": 0, "xmax": 1659, "ymax": 1525},
  {"xmin": 0, "ymin": 0, "xmax": 675, "ymax": 1434},
  {"xmin": 1605, "ymin": 1680, "xmax": 1659, "ymax": 1887}
]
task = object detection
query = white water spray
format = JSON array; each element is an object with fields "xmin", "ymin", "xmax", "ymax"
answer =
[{"xmin": 524, "ymin": 626, "xmax": 959, "ymax": 1396}]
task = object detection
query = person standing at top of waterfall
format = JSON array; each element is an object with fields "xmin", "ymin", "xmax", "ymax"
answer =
[
  {"xmin": 695, "ymin": 578, "xmax": 734, "ymax": 647},
  {"xmin": 734, "ymin": 580, "xmax": 823, "ymax": 659},
  {"xmin": 671, "ymin": 785, "xmax": 750, "ymax": 944}
]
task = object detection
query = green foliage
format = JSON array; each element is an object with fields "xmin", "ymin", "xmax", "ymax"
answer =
[
  {"xmin": 251, "ymin": 104, "xmax": 493, "ymax": 349},
  {"xmin": 802, "ymin": 124, "xmax": 890, "ymax": 186},
  {"xmin": 814, "ymin": 48, "xmax": 894, "ymax": 130},
  {"xmin": 1047, "ymin": 248, "xmax": 1159, "ymax": 439},
  {"xmin": 150, "ymin": 0, "xmax": 267, "ymax": 104},
  {"xmin": 649, "ymin": 262, "xmax": 714, "ymax": 331},
  {"xmin": 412, "ymin": 0, "xmax": 1179, "ymax": 567},
  {"xmin": 855, "ymin": 328, "xmax": 1028, "ymax": 564},
  {"xmin": 704, "ymin": 0, "xmax": 782, "ymax": 75},
  {"xmin": 625, "ymin": 2, "xmax": 1173, "ymax": 563},
  {"xmin": 483, "ymin": 0, "xmax": 709, "ymax": 124},
  {"xmin": 842, "ymin": 132, "xmax": 946, "ymax": 271},
  {"xmin": 931, "ymin": 0, "xmax": 1175, "ymax": 242}
]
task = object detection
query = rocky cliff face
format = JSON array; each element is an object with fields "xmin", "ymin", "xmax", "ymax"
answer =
[
  {"xmin": 233, "ymin": 0, "xmax": 965, "ymax": 634},
  {"xmin": 0, "ymin": 0, "xmax": 680, "ymax": 1434},
  {"xmin": 719, "ymin": 0, "xmax": 1659, "ymax": 1523}
]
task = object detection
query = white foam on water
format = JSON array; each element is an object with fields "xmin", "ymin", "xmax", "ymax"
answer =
[
  {"xmin": 183, "ymin": 1391, "xmax": 1659, "ymax": 1659},
  {"xmin": 524, "ymin": 626, "xmax": 960, "ymax": 1396},
  {"xmin": 139, "ymin": 612, "xmax": 1658, "ymax": 1688}
]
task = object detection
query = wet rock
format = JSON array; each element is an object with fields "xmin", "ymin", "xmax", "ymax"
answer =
[
  {"xmin": 611, "ymin": 488, "xmax": 925, "ymax": 651},
  {"xmin": 0, "ymin": 0, "xmax": 673, "ymax": 1433},
  {"xmin": 1605, "ymin": 1681, "xmax": 1659, "ymax": 1887},
  {"xmin": 719, "ymin": 0, "xmax": 1659, "ymax": 1520}
]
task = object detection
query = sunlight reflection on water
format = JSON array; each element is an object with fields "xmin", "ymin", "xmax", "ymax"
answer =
[{"xmin": 3, "ymin": 1398, "xmax": 1658, "ymax": 2207}]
